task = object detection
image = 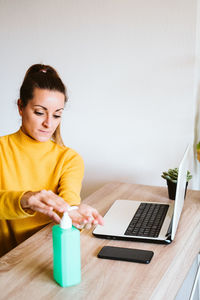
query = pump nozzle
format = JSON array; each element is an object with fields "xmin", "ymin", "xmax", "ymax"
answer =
[{"xmin": 60, "ymin": 206, "xmax": 78, "ymax": 229}]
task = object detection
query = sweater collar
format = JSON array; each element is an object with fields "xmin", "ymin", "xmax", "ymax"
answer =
[{"xmin": 13, "ymin": 128, "xmax": 54, "ymax": 152}]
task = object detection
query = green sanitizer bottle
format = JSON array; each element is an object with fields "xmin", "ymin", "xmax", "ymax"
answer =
[{"xmin": 52, "ymin": 208, "xmax": 81, "ymax": 287}]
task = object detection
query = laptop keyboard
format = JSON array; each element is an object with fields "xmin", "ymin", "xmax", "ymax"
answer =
[{"xmin": 124, "ymin": 203, "xmax": 169, "ymax": 238}]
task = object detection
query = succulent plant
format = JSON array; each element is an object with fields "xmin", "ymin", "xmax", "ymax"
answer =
[{"xmin": 161, "ymin": 168, "xmax": 192, "ymax": 184}]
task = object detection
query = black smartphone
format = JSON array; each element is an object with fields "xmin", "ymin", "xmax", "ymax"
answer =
[{"xmin": 97, "ymin": 246, "xmax": 154, "ymax": 264}]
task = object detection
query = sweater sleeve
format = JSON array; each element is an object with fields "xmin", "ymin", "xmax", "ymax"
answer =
[
  {"xmin": 0, "ymin": 190, "xmax": 35, "ymax": 219},
  {"xmin": 57, "ymin": 152, "xmax": 84, "ymax": 206}
]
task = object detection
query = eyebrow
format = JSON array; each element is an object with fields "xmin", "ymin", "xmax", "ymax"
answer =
[{"xmin": 33, "ymin": 105, "xmax": 64, "ymax": 112}]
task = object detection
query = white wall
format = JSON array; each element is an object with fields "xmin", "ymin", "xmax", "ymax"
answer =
[{"xmin": 0, "ymin": 0, "xmax": 197, "ymax": 198}]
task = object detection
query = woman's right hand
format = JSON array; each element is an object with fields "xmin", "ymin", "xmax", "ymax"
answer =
[
  {"xmin": 20, "ymin": 190, "xmax": 69, "ymax": 223},
  {"xmin": 20, "ymin": 190, "xmax": 104, "ymax": 229}
]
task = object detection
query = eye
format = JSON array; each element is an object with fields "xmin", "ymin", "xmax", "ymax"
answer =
[
  {"xmin": 34, "ymin": 111, "xmax": 44, "ymax": 116},
  {"xmin": 53, "ymin": 115, "xmax": 61, "ymax": 119}
]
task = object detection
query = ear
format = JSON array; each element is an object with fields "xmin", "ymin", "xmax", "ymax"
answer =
[{"xmin": 17, "ymin": 99, "xmax": 23, "ymax": 116}]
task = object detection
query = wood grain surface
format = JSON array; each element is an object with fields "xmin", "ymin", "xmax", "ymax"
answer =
[{"xmin": 0, "ymin": 182, "xmax": 200, "ymax": 300}]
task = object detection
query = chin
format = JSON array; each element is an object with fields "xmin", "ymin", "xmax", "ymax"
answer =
[
  {"xmin": 37, "ymin": 136, "xmax": 51, "ymax": 142},
  {"xmin": 33, "ymin": 134, "xmax": 51, "ymax": 142}
]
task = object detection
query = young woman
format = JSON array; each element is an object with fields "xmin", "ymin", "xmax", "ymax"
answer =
[{"xmin": 0, "ymin": 64, "xmax": 103, "ymax": 257}]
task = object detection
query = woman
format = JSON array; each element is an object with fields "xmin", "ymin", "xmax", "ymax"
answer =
[{"xmin": 0, "ymin": 64, "xmax": 103, "ymax": 257}]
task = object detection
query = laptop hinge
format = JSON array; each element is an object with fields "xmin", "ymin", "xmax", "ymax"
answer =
[
  {"xmin": 165, "ymin": 235, "xmax": 172, "ymax": 243},
  {"xmin": 166, "ymin": 215, "xmax": 173, "ymax": 237}
]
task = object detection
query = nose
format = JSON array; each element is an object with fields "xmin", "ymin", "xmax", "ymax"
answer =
[{"xmin": 42, "ymin": 115, "xmax": 52, "ymax": 128}]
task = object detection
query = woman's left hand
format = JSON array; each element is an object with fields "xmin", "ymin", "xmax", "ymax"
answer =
[{"xmin": 68, "ymin": 204, "xmax": 104, "ymax": 229}]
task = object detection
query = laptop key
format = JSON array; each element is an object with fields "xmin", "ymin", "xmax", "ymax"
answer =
[{"xmin": 124, "ymin": 203, "xmax": 169, "ymax": 238}]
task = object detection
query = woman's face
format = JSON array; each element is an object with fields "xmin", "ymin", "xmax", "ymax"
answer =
[{"xmin": 18, "ymin": 88, "xmax": 65, "ymax": 142}]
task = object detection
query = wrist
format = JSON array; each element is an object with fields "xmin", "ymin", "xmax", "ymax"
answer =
[{"xmin": 20, "ymin": 191, "xmax": 35, "ymax": 214}]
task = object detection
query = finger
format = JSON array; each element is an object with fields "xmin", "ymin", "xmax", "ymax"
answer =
[
  {"xmin": 80, "ymin": 206, "xmax": 103, "ymax": 225},
  {"xmin": 72, "ymin": 222, "xmax": 85, "ymax": 230},
  {"xmin": 80, "ymin": 214, "xmax": 94, "ymax": 224},
  {"xmin": 75, "ymin": 204, "xmax": 104, "ymax": 226},
  {"xmin": 91, "ymin": 211, "xmax": 104, "ymax": 225},
  {"xmin": 38, "ymin": 190, "xmax": 69, "ymax": 213},
  {"xmin": 78, "ymin": 204, "xmax": 94, "ymax": 216},
  {"xmin": 28, "ymin": 196, "xmax": 57, "ymax": 218},
  {"xmin": 85, "ymin": 223, "xmax": 92, "ymax": 230},
  {"xmin": 33, "ymin": 206, "xmax": 61, "ymax": 223},
  {"xmin": 42, "ymin": 197, "xmax": 66, "ymax": 212},
  {"xmin": 68, "ymin": 210, "xmax": 86, "ymax": 225},
  {"xmin": 48, "ymin": 192, "xmax": 69, "ymax": 211},
  {"xmin": 77, "ymin": 205, "xmax": 95, "ymax": 222},
  {"xmin": 28, "ymin": 196, "xmax": 53, "ymax": 211}
]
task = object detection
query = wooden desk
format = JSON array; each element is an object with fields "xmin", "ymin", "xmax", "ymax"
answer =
[{"xmin": 0, "ymin": 182, "xmax": 200, "ymax": 300}]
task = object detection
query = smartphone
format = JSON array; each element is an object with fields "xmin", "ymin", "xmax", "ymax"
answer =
[{"xmin": 97, "ymin": 246, "xmax": 154, "ymax": 264}]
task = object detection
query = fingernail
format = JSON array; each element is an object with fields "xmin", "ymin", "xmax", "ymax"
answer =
[
  {"xmin": 85, "ymin": 223, "xmax": 91, "ymax": 229},
  {"xmin": 86, "ymin": 213, "xmax": 92, "ymax": 217},
  {"xmin": 76, "ymin": 224, "xmax": 84, "ymax": 229}
]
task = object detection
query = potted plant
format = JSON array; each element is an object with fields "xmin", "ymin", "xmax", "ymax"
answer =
[{"xmin": 161, "ymin": 168, "xmax": 192, "ymax": 200}]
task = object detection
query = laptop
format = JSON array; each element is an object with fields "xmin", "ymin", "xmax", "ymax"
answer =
[{"xmin": 93, "ymin": 145, "xmax": 192, "ymax": 244}]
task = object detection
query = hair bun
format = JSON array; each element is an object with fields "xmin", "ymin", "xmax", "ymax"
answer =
[
  {"xmin": 20, "ymin": 63, "xmax": 67, "ymax": 107},
  {"xmin": 25, "ymin": 64, "xmax": 58, "ymax": 78},
  {"xmin": 40, "ymin": 69, "xmax": 47, "ymax": 73}
]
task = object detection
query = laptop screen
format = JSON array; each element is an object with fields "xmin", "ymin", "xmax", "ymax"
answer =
[{"xmin": 171, "ymin": 145, "xmax": 192, "ymax": 240}]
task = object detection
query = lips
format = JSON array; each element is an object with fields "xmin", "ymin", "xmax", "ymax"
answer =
[{"xmin": 39, "ymin": 130, "xmax": 50, "ymax": 134}]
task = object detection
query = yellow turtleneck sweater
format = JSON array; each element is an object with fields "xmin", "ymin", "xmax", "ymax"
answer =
[{"xmin": 0, "ymin": 129, "xmax": 84, "ymax": 257}]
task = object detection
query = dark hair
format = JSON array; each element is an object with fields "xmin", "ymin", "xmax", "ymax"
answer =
[
  {"xmin": 19, "ymin": 64, "xmax": 68, "ymax": 146},
  {"xmin": 20, "ymin": 64, "xmax": 67, "ymax": 106}
]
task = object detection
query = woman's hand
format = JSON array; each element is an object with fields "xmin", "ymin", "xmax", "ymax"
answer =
[
  {"xmin": 20, "ymin": 190, "xmax": 104, "ymax": 228},
  {"xmin": 20, "ymin": 190, "xmax": 69, "ymax": 223},
  {"xmin": 68, "ymin": 204, "xmax": 104, "ymax": 229}
]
